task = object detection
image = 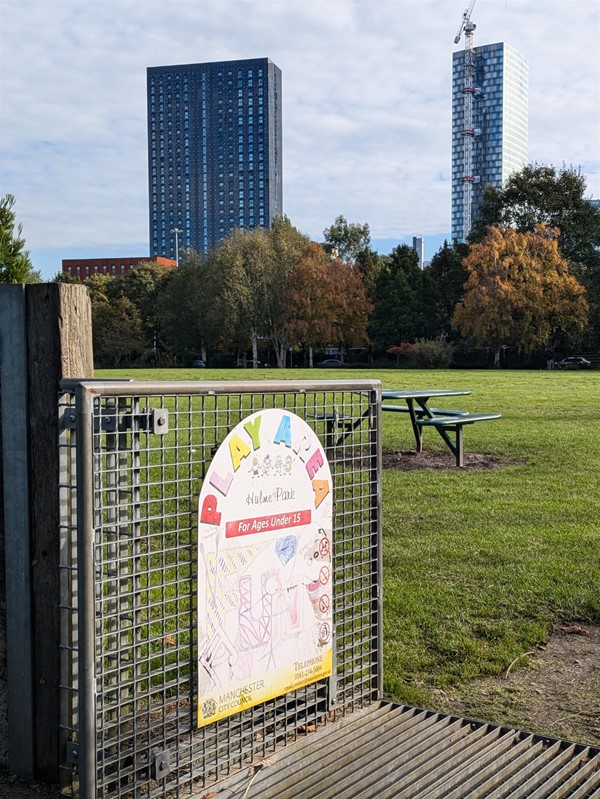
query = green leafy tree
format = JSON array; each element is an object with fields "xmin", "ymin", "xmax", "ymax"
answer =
[
  {"xmin": 114, "ymin": 260, "xmax": 175, "ymax": 352},
  {"xmin": 425, "ymin": 240, "xmax": 469, "ymax": 338},
  {"xmin": 472, "ymin": 164, "xmax": 600, "ymax": 266},
  {"xmin": 369, "ymin": 245, "xmax": 435, "ymax": 350},
  {"xmin": 453, "ymin": 225, "xmax": 588, "ymax": 366},
  {"xmin": 322, "ymin": 214, "xmax": 381, "ymax": 298},
  {"xmin": 267, "ymin": 216, "xmax": 312, "ymax": 366},
  {"xmin": 87, "ymin": 275, "xmax": 146, "ymax": 366},
  {"xmin": 0, "ymin": 194, "xmax": 41, "ymax": 283},
  {"xmin": 158, "ymin": 250, "xmax": 222, "ymax": 363},
  {"xmin": 471, "ymin": 164, "xmax": 600, "ymax": 346},
  {"xmin": 190, "ymin": 217, "xmax": 370, "ymax": 367},
  {"xmin": 209, "ymin": 226, "xmax": 275, "ymax": 365},
  {"xmin": 208, "ymin": 217, "xmax": 312, "ymax": 367},
  {"xmin": 54, "ymin": 271, "xmax": 81, "ymax": 284},
  {"xmin": 323, "ymin": 215, "xmax": 371, "ymax": 263}
]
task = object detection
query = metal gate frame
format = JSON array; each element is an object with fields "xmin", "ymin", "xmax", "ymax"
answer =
[{"xmin": 58, "ymin": 379, "xmax": 382, "ymax": 798}]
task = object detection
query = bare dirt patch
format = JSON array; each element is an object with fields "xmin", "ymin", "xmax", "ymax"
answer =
[
  {"xmin": 381, "ymin": 452, "xmax": 598, "ymax": 747},
  {"xmin": 0, "ymin": 769, "xmax": 59, "ymax": 799},
  {"xmin": 432, "ymin": 624, "xmax": 600, "ymax": 746},
  {"xmin": 381, "ymin": 449, "xmax": 526, "ymax": 471}
]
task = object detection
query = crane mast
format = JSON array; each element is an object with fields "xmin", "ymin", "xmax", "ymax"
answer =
[{"xmin": 455, "ymin": 0, "xmax": 480, "ymax": 241}]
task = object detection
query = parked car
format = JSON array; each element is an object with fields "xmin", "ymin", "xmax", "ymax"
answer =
[
  {"xmin": 236, "ymin": 358, "xmax": 262, "ymax": 368},
  {"xmin": 556, "ymin": 356, "xmax": 591, "ymax": 369},
  {"xmin": 317, "ymin": 358, "xmax": 343, "ymax": 367},
  {"xmin": 192, "ymin": 359, "xmax": 206, "ymax": 368}
]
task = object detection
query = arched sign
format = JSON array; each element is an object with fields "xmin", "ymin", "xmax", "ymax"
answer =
[{"xmin": 197, "ymin": 409, "xmax": 333, "ymax": 728}]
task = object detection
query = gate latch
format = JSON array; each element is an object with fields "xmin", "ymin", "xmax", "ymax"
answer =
[{"xmin": 62, "ymin": 407, "xmax": 169, "ymax": 435}]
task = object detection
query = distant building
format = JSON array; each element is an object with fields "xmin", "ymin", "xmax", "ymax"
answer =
[
  {"xmin": 412, "ymin": 236, "xmax": 425, "ymax": 270},
  {"xmin": 452, "ymin": 42, "xmax": 528, "ymax": 242},
  {"xmin": 62, "ymin": 256, "xmax": 176, "ymax": 280},
  {"xmin": 147, "ymin": 57, "xmax": 283, "ymax": 259}
]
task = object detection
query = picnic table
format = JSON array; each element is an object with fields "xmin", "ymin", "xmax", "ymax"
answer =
[
  {"xmin": 382, "ymin": 389, "xmax": 501, "ymax": 467},
  {"xmin": 309, "ymin": 403, "xmax": 373, "ymax": 452}
]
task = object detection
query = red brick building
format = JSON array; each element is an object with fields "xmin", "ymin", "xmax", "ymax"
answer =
[{"xmin": 62, "ymin": 255, "xmax": 176, "ymax": 280}]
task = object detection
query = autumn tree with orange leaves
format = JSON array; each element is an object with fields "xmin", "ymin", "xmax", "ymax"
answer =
[
  {"xmin": 452, "ymin": 225, "xmax": 588, "ymax": 366},
  {"xmin": 286, "ymin": 243, "xmax": 371, "ymax": 366}
]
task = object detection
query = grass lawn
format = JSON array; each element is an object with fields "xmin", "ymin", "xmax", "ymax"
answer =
[{"xmin": 96, "ymin": 367, "xmax": 600, "ymax": 712}]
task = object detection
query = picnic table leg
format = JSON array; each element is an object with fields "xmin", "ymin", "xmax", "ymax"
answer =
[
  {"xmin": 415, "ymin": 399, "xmax": 462, "ymax": 463},
  {"xmin": 334, "ymin": 408, "xmax": 372, "ymax": 447},
  {"xmin": 407, "ymin": 400, "xmax": 424, "ymax": 452},
  {"xmin": 325, "ymin": 419, "xmax": 335, "ymax": 452},
  {"xmin": 455, "ymin": 426, "xmax": 464, "ymax": 467}
]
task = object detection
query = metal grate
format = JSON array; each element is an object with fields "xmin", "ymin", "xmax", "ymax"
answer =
[
  {"xmin": 58, "ymin": 380, "xmax": 382, "ymax": 798},
  {"xmin": 211, "ymin": 702, "xmax": 600, "ymax": 798}
]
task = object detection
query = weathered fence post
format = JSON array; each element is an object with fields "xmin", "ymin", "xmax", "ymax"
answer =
[
  {"xmin": 0, "ymin": 284, "xmax": 33, "ymax": 777},
  {"xmin": 0, "ymin": 283, "xmax": 93, "ymax": 782}
]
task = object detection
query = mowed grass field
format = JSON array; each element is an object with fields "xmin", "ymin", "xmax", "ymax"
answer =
[{"xmin": 97, "ymin": 367, "xmax": 600, "ymax": 711}]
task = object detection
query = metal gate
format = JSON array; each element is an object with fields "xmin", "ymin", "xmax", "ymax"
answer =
[
  {"xmin": 57, "ymin": 377, "xmax": 600, "ymax": 799},
  {"xmin": 58, "ymin": 379, "xmax": 382, "ymax": 798}
]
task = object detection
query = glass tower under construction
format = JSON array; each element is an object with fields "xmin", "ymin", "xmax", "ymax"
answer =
[
  {"xmin": 451, "ymin": 42, "xmax": 528, "ymax": 242},
  {"xmin": 147, "ymin": 57, "xmax": 282, "ymax": 259}
]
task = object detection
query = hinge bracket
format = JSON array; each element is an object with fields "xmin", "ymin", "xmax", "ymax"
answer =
[
  {"xmin": 152, "ymin": 749, "xmax": 171, "ymax": 780},
  {"xmin": 66, "ymin": 741, "xmax": 79, "ymax": 766}
]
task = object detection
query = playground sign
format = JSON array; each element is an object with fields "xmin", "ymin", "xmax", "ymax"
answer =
[{"xmin": 197, "ymin": 409, "xmax": 333, "ymax": 728}]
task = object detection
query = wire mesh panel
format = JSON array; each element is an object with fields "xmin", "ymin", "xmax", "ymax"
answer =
[{"xmin": 59, "ymin": 379, "xmax": 382, "ymax": 799}]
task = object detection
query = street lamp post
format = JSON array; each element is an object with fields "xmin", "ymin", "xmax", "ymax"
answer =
[{"xmin": 170, "ymin": 227, "xmax": 183, "ymax": 266}]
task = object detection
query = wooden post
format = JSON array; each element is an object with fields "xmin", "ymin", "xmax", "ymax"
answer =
[
  {"xmin": 26, "ymin": 284, "xmax": 93, "ymax": 782},
  {"xmin": 0, "ymin": 283, "xmax": 93, "ymax": 782},
  {"xmin": 0, "ymin": 285, "xmax": 32, "ymax": 777}
]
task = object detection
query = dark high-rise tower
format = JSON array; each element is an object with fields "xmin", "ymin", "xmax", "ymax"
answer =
[{"xmin": 147, "ymin": 58, "xmax": 282, "ymax": 259}]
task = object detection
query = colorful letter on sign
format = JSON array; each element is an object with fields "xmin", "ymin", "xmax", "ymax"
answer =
[{"xmin": 197, "ymin": 410, "xmax": 333, "ymax": 728}]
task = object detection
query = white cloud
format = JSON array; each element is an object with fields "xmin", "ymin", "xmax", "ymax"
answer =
[{"xmin": 1, "ymin": 0, "xmax": 598, "ymax": 277}]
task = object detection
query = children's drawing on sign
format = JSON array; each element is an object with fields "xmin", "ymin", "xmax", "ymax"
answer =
[{"xmin": 197, "ymin": 409, "xmax": 333, "ymax": 728}]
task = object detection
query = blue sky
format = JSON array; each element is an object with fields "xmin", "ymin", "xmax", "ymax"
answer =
[{"xmin": 1, "ymin": 0, "xmax": 599, "ymax": 280}]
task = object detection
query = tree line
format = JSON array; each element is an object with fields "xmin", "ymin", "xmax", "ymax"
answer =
[
  {"xmin": 3, "ymin": 164, "xmax": 600, "ymax": 368},
  {"xmin": 66, "ymin": 216, "xmax": 371, "ymax": 367}
]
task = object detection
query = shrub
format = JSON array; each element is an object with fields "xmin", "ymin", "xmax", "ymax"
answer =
[{"xmin": 405, "ymin": 337, "xmax": 455, "ymax": 368}]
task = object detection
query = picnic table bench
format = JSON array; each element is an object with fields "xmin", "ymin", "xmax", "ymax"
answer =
[
  {"xmin": 308, "ymin": 406, "xmax": 372, "ymax": 451},
  {"xmin": 415, "ymin": 412, "xmax": 501, "ymax": 467},
  {"xmin": 381, "ymin": 389, "xmax": 501, "ymax": 467}
]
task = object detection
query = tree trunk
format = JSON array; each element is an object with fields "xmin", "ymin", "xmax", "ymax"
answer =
[
  {"xmin": 252, "ymin": 335, "xmax": 258, "ymax": 368},
  {"xmin": 309, "ymin": 346, "xmax": 314, "ymax": 368}
]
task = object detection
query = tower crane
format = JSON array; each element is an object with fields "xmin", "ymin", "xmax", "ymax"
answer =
[
  {"xmin": 454, "ymin": 0, "xmax": 479, "ymax": 240},
  {"xmin": 454, "ymin": 0, "xmax": 477, "ymax": 45}
]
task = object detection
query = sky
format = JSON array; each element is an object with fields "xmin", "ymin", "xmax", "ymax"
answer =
[{"xmin": 1, "ymin": 0, "xmax": 599, "ymax": 280}]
